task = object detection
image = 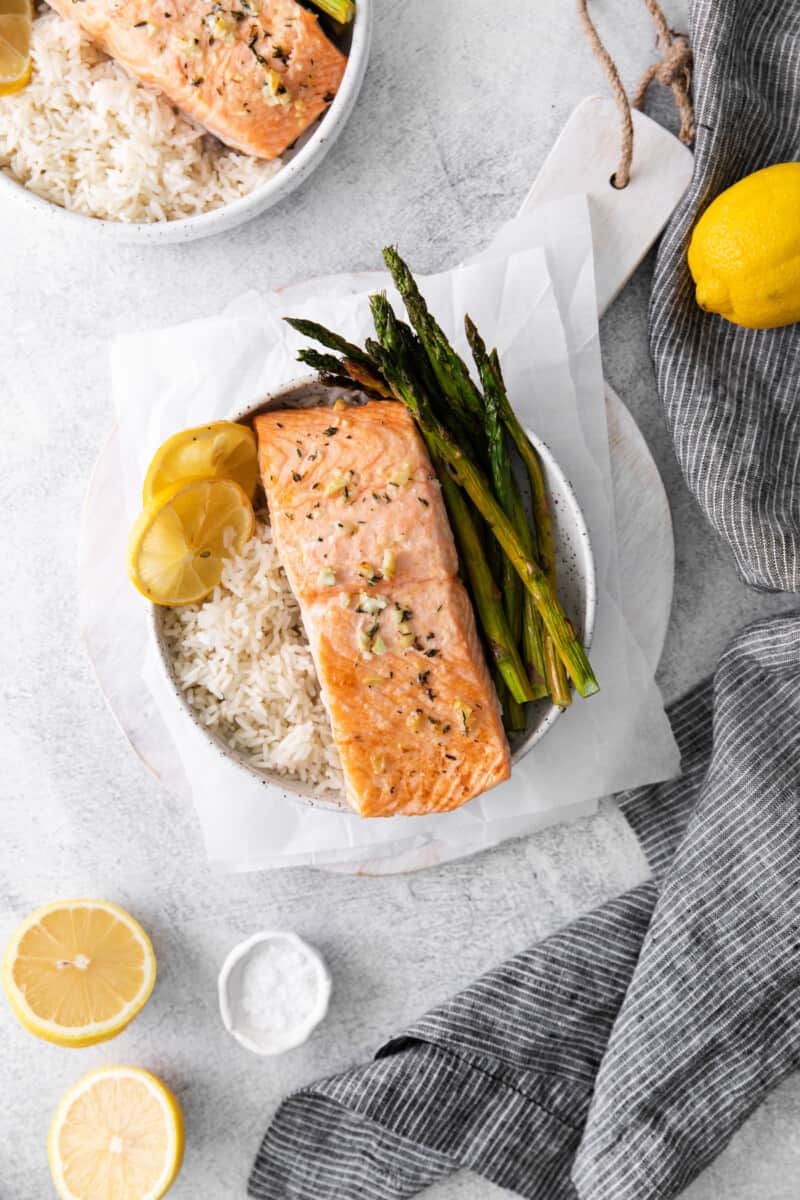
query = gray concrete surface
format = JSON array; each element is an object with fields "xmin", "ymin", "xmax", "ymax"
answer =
[{"xmin": 1, "ymin": 1, "xmax": 798, "ymax": 1196}]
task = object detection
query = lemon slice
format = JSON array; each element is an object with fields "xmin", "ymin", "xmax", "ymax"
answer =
[
  {"xmin": 2, "ymin": 899, "xmax": 156, "ymax": 1047},
  {"xmin": 49, "ymin": 1067, "xmax": 184, "ymax": 1200},
  {"xmin": 127, "ymin": 476, "xmax": 255, "ymax": 607},
  {"xmin": 0, "ymin": 0, "xmax": 32, "ymax": 96},
  {"xmin": 142, "ymin": 421, "xmax": 259, "ymax": 505}
]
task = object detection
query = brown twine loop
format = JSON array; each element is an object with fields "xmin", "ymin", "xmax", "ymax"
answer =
[{"xmin": 576, "ymin": 0, "xmax": 695, "ymax": 189}]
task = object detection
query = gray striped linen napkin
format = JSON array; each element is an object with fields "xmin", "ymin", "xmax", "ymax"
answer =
[
  {"xmin": 250, "ymin": 619, "xmax": 800, "ymax": 1200},
  {"xmin": 651, "ymin": 0, "xmax": 800, "ymax": 592},
  {"xmin": 250, "ymin": 0, "xmax": 800, "ymax": 1195}
]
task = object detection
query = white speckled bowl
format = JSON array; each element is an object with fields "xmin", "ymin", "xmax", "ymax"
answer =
[
  {"xmin": 0, "ymin": 0, "xmax": 372, "ymax": 244},
  {"xmin": 150, "ymin": 378, "xmax": 597, "ymax": 810},
  {"xmin": 218, "ymin": 930, "xmax": 331, "ymax": 1055}
]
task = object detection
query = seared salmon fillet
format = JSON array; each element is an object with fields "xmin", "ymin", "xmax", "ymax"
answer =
[
  {"xmin": 46, "ymin": 0, "xmax": 347, "ymax": 159},
  {"xmin": 255, "ymin": 400, "xmax": 510, "ymax": 817}
]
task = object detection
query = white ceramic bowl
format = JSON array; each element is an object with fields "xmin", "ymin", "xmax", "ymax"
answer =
[
  {"xmin": 0, "ymin": 0, "xmax": 372, "ymax": 244},
  {"xmin": 218, "ymin": 931, "xmax": 331, "ymax": 1056},
  {"xmin": 151, "ymin": 378, "xmax": 597, "ymax": 808}
]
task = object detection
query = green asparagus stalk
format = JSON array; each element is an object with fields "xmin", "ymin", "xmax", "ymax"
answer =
[
  {"xmin": 437, "ymin": 469, "xmax": 536, "ymax": 706},
  {"xmin": 308, "ymin": 0, "xmax": 354, "ymax": 24},
  {"xmin": 297, "ymin": 347, "xmax": 348, "ymax": 377},
  {"xmin": 509, "ymin": 486, "xmax": 549, "ymax": 697},
  {"xmin": 473, "ymin": 328, "xmax": 549, "ymax": 699},
  {"xmin": 370, "ymin": 343, "xmax": 598, "ymax": 698},
  {"xmin": 497, "ymin": 673, "xmax": 526, "ymax": 732},
  {"xmin": 367, "ymin": 299, "xmax": 536, "ymax": 706},
  {"xmin": 487, "ymin": 346, "xmax": 572, "ymax": 708},
  {"xmin": 369, "ymin": 294, "xmax": 482, "ymax": 460},
  {"xmin": 483, "ymin": 368, "xmax": 523, "ymax": 636},
  {"xmin": 285, "ymin": 317, "xmax": 374, "ymax": 368},
  {"xmin": 383, "ymin": 246, "xmax": 484, "ymax": 430},
  {"xmin": 296, "ymin": 348, "xmax": 360, "ymax": 393}
]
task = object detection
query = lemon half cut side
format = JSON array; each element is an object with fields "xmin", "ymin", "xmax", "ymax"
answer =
[
  {"xmin": 2, "ymin": 899, "xmax": 156, "ymax": 1047},
  {"xmin": 49, "ymin": 1067, "xmax": 184, "ymax": 1200},
  {"xmin": 127, "ymin": 475, "xmax": 255, "ymax": 607}
]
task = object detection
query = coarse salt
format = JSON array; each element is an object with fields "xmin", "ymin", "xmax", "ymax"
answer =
[{"xmin": 239, "ymin": 940, "xmax": 320, "ymax": 1036}]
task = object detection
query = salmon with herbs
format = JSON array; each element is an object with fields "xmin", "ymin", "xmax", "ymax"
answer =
[
  {"xmin": 45, "ymin": 0, "xmax": 347, "ymax": 159},
  {"xmin": 255, "ymin": 399, "xmax": 511, "ymax": 817}
]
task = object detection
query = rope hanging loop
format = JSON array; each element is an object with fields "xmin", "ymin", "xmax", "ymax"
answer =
[{"xmin": 576, "ymin": 0, "xmax": 695, "ymax": 190}]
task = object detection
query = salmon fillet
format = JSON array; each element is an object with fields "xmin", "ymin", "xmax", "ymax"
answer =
[
  {"xmin": 46, "ymin": 0, "xmax": 348, "ymax": 159},
  {"xmin": 255, "ymin": 400, "xmax": 510, "ymax": 817}
]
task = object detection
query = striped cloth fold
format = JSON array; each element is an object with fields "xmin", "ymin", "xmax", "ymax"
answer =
[
  {"xmin": 650, "ymin": 0, "xmax": 800, "ymax": 591},
  {"xmin": 250, "ymin": 615, "xmax": 800, "ymax": 1200}
]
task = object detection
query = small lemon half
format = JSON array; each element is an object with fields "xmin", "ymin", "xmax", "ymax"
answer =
[
  {"xmin": 0, "ymin": 0, "xmax": 32, "ymax": 95},
  {"xmin": 142, "ymin": 421, "xmax": 259, "ymax": 505},
  {"xmin": 49, "ymin": 1066, "xmax": 184, "ymax": 1200},
  {"xmin": 2, "ymin": 899, "xmax": 156, "ymax": 1047},
  {"xmin": 127, "ymin": 476, "xmax": 255, "ymax": 606}
]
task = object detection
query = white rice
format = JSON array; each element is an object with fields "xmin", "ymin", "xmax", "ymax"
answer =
[
  {"xmin": 0, "ymin": 7, "xmax": 281, "ymax": 222},
  {"xmin": 162, "ymin": 515, "xmax": 343, "ymax": 794}
]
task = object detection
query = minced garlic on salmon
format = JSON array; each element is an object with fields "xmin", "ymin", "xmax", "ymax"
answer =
[
  {"xmin": 255, "ymin": 400, "xmax": 511, "ymax": 818},
  {"xmin": 45, "ymin": 0, "xmax": 347, "ymax": 160}
]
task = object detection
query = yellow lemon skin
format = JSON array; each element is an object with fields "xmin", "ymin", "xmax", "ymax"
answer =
[
  {"xmin": 142, "ymin": 421, "xmax": 259, "ymax": 505},
  {"xmin": 48, "ymin": 1067, "xmax": 184, "ymax": 1200},
  {"xmin": 688, "ymin": 162, "xmax": 800, "ymax": 329}
]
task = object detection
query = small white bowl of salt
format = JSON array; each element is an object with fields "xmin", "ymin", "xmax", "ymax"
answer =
[{"xmin": 218, "ymin": 931, "xmax": 331, "ymax": 1056}]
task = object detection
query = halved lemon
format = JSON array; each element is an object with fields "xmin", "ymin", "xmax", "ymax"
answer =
[
  {"xmin": 49, "ymin": 1067, "xmax": 184, "ymax": 1200},
  {"xmin": 0, "ymin": 0, "xmax": 33, "ymax": 96},
  {"xmin": 2, "ymin": 899, "xmax": 156, "ymax": 1047},
  {"xmin": 142, "ymin": 421, "xmax": 259, "ymax": 505},
  {"xmin": 127, "ymin": 476, "xmax": 255, "ymax": 607}
]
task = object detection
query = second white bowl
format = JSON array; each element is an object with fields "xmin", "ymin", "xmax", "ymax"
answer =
[{"xmin": 0, "ymin": 0, "xmax": 373, "ymax": 244}]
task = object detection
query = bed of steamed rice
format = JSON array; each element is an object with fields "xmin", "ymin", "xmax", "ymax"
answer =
[
  {"xmin": 161, "ymin": 515, "xmax": 343, "ymax": 794},
  {"xmin": 0, "ymin": 7, "xmax": 282, "ymax": 223}
]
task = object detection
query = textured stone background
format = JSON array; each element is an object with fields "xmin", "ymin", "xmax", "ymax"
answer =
[{"xmin": 1, "ymin": 1, "xmax": 798, "ymax": 1196}]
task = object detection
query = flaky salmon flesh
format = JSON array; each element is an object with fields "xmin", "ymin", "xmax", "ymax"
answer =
[
  {"xmin": 46, "ymin": 0, "xmax": 347, "ymax": 159},
  {"xmin": 255, "ymin": 400, "xmax": 511, "ymax": 818}
]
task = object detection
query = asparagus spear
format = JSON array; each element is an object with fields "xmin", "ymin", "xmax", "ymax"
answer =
[
  {"xmin": 370, "ymin": 343, "xmax": 599, "ymax": 698},
  {"xmin": 297, "ymin": 347, "xmax": 347, "ymax": 377},
  {"xmin": 369, "ymin": 294, "xmax": 483, "ymax": 461},
  {"xmin": 285, "ymin": 317, "xmax": 374, "ymax": 368},
  {"xmin": 487, "ymin": 345, "xmax": 572, "ymax": 708},
  {"xmin": 473, "ymin": 328, "xmax": 549, "ymax": 699},
  {"xmin": 437, "ymin": 469, "xmax": 536, "ymax": 706},
  {"xmin": 383, "ymin": 246, "xmax": 484, "ymax": 431},
  {"xmin": 367, "ymin": 298, "xmax": 536, "ymax": 706},
  {"xmin": 484, "ymin": 369, "xmax": 523, "ymax": 634},
  {"xmin": 296, "ymin": 348, "xmax": 360, "ymax": 393}
]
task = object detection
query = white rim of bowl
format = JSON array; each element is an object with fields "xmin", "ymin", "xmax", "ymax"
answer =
[
  {"xmin": 217, "ymin": 931, "xmax": 331, "ymax": 1056},
  {"xmin": 148, "ymin": 377, "xmax": 597, "ymax": 803},
  {"xmin": 0, "ymin": 0, "xmax": 373, "ymax": 242}
]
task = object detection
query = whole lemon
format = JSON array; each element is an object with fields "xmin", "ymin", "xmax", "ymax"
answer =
[{"xmin": 687, "ymin": 162, "xmax": 800, "ymax": 329}]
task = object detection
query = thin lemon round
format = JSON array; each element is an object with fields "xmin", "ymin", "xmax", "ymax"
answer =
[
  {"xmin": 49, "ymin": 1067, "xmax": 184, "ymax": 1200},
  {"xmin": 0, "ymin": 0, "xmax": 32, "ymax": 95},
  {"xmin": 688, "ymin": 162, "xmax": 800, "ymax": 329},
  {"xmin": 142, "ymin": 421, "xmax": 259, "ymax": 505},
  {"xmin": 127, "ymin": 476, "xmax": 255, "ymax": 607},
  {"xmin": 2, "ymin": 899, "xmax": 156, "ymax": 1047}
]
